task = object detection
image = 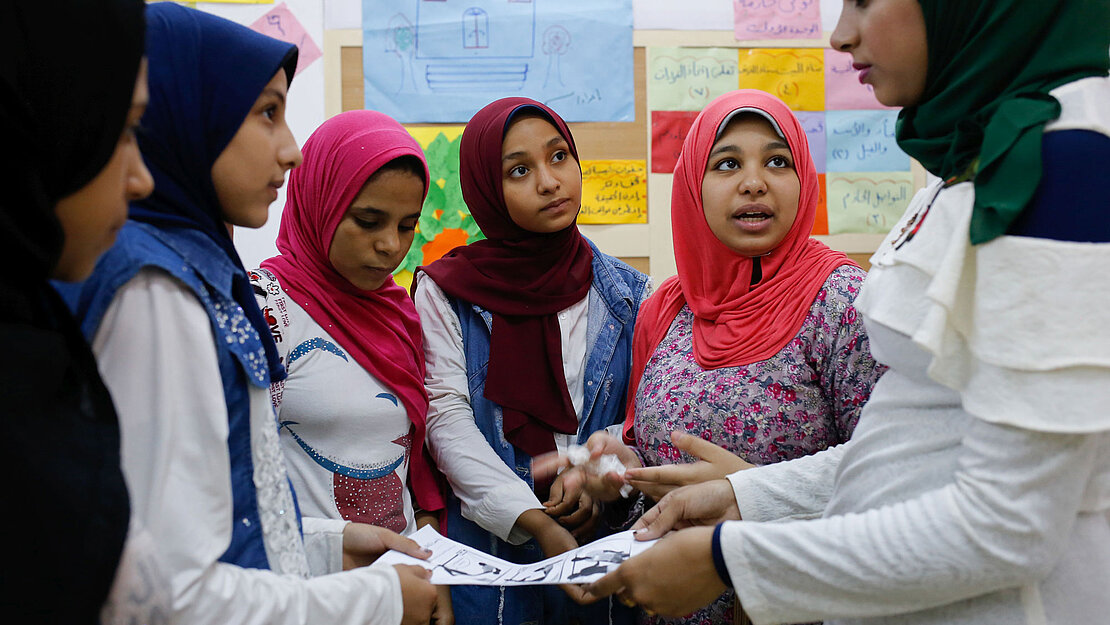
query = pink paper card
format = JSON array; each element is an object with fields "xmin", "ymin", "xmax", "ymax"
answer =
[
  {"xmin": 824, "ymin": 49, "xmax": 896, "ymax": 111},
  {"xmin": 733, "ymin": 0, "xmax": 821, "ymax": 41},
  {"xmin": 651, "ymin": 110, "xmax": 700, "ymax": 173},
  {"xmin": 250, "ymin": 2, "xmax": 322, "ymax": 77}
]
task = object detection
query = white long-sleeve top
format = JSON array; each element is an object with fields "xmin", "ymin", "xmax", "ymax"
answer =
[
  {"xmin": 91, "ymin": 268, "xmax": 404, "ymax": 625},
  {"xmin": 721, "ymin": 76, "xmax": 1110, "ymax": 625},
  {"xmin": 414, "ymin": 272, "xmax": 589, "ymax": 544}
]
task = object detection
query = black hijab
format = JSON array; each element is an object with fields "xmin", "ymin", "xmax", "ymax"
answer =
[{"xmin": 0, "ymin": 1, "xmax": 145, "ymax": 622}]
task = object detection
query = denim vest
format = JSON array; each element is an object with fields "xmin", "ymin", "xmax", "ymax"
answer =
[
  {"xmin": 55, "ymin": 220, "xmax": 289, "ymax": 571},
  {"xmin": 444, "ymin": 241, "xmax": 649, "ymax": 625}
]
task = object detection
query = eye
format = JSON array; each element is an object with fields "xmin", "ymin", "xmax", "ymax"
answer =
[
  {"xmin": 551, "ymin": 150, "xmax": 568, "ymax": 164},
  {"xmin": 767, "ymin": 155, "xmax": 792, "ymax": 169},
  {"xmin": 355, "ymin": 217, "xmax": 380, "ymax": 230},
  {"xmin": 507, "ymin": 165, "xmax": 529, "ymax": 179},
  {"xmin": 712, "ymin": 157, "xmax": 740, "ymax": 172},
  {"xmin": 399, "ymin": 220, "xmax": 418, "ymax": 233}
]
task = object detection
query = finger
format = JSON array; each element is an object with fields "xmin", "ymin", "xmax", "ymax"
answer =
[
  {"xmin": 623, "ymin": 464, "xmax": 685, "ymax": 486},
  {"xmin": 627, "ymin": 478, "xmax": 673, "ymax": 501},
  {"xmin": 671, "ymin": 431, "xmax": 737, "ymax": 465},
  {"xmin": 632, "ymin": 497, "xmax": 682, "ymax": 540},
  {"xmin": 544, "ymin": 474, "xmax": 566, "ymax": 508},
  {"xmin": 532, "ymin": 452, "xmax": 570, "ymax": 481},
  {"xmin": 631, "ymin": 502, "xmax": 661, "ymax": 532},
  {"xmin": 380, "ymin": 531, "xmax": 433, "ymax": 560},
  {"xmin": 559, "ymin": 583, "xmax": 597, "ymax": 605},
  {"xmin": 583, "ymin": 568, "xmax": 624, "ymax": 599},
  {"xmin": 396, "ymin": 563, "xmax": 433, "ymax": 579},
  {"xmin": 558, "ymin": 500, "xmax": 593, "ymax": 527}
]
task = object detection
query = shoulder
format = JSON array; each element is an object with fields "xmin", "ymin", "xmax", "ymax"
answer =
[
  {"xmin": 1009, "ymin": 77, "xmax": 1110, "ymax": 242},
  {"xmin": 810, "ymin": 264, "xmax": 867, "ymax": 325},
  {"xmin": 585, "ymin": 237, "xmax": 651, "ymax": 301}
]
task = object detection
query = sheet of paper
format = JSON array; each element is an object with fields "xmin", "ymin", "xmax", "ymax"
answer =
[
  {"xmin": 825, "ymin": 110, "xmax": 909, "ymax": 172},
  {"xmin": 648, "ymin": 47, "xmax": 741, "ymax": 112},
  {"xmin": 363, "ymin": 0, "xmax": 634, "ymax": 122},
  {"xmin": 249, "ymin": 2, "xmax": 322, "ymax": 77},
  {"xmin": 580, "ymin": 160, "xmax": 648, "ymax": 224},
  {"xmin": 733, "ymin": 0, "xmax": 821, "ymax": 41},
  {"xmin": 825, "ymin": 172, "xmax": 914, "ymax": 234},
  {"xmin": 736, "ymin": 48, "xmax": 824, "ymax": 111},
  {"xmin": 633, "ymin": 0, "xmax": 734, "ymax": 30},
  {"xmin": 824, "ymin": 49, "xmax": 896, "ymax": 111},
  {"xmin": 377, "ymin": 526, "xmax": 658, "ymax": 586},
  {"xmin": 650, "ymin": 110, "xmax": 700, "ymax": 173}
]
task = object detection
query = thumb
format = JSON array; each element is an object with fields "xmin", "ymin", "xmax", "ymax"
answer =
[
  {"xmin": 382, "ymin": 531, "xmax": 432, "ymax": 560},
  {"xmin": 671, "ymin": 431, "xmax": 734, "ymax": 464}
]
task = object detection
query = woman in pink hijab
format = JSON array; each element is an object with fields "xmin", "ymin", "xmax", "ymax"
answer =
[{"xmin": 250, "ymin": 110, "xmax": 450, "ymax": 621}]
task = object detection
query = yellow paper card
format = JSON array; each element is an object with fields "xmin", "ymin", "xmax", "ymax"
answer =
[
  {"xmin": 579, "ymin": 160, "xmax": 647, "ymax": 225},
  {"xmin": 736, "ymin": 48, "xmax": 824, "ymax": 111}
]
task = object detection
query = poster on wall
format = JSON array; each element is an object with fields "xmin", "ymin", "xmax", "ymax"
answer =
[
  {"xmin": 362, "ymin": 0, "xmax": 635, "ymax": 122},
  {"xmin": 647, "ymin": 46, "xmax": 914, "ymax": 235}
]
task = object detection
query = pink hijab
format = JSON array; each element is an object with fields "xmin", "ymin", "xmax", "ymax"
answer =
[
  {"xmin": 623, "ymin": 90, "xmax": 856, "ymax": 442},
  {"xmin": 262, "ymin": 110, "xmax": 444, "ymax": 513}
]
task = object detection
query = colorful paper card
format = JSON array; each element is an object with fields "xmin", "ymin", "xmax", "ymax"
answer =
[
  {"xmin": 363, "ymin": 0, "xmax": 634, "ymax": 122},
  {"xmin": 823, "ymin": 49, "xmax": 896, "ymax": 111},
  {"xmin": 825, "ymin": 110, "xmax": 908, "ymax": 172},
  {"xmin": 812, "ymin": 173, "xmax": 828, "ymax": 235},
  {"xmin": 651, "ymin": 110, "xmax": 700, "ymax": 173},
  {"xmin": 249, "ymin": 3, "xmax": 322, "ymax": 77},
  {"xmin": 579, "ymin": 160, "xmax": 648, "ymax": 224},
  {"xmin": 736, "ymin": 48, "xmax": 824, "ymax": 111},
  {"xmin": 648, "ymin": 47, "xmax": 741, "ymax": 112},
  {"xmin": 795, "ymin": 111, "xmax": 826, "ymax": 173},
  {"xmin": 733, "ymin": 0, "xmax": 821, "ymax": 40},
  {"xmin": 825, "ymin": 172, "xmax": 914, "ymax": 234}
]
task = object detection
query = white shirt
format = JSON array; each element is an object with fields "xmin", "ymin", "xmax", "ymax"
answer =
[
  {"xmin": 92, "ymin": 268, "xmax": 404, "ymax": 625},
  {"xmin": 721, "ymin": 77, "xmax": 1110, "ymax": 625},
  {"xmin": 414, "ymin": 271, "xmax": 589, "ymax": 544},
  {"xmin": 254, "ymin": 269, "xmax": 416, "ymax": 536}
]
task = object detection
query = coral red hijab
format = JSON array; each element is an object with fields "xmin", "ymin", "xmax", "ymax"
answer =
[
  {"xmin": 623, "ymin": 90, "xmax": 855, "ymax": 442},
  {"xmin": 262, "ymin": 110, "xmax": 443, "ymax": 512},
  {"xmin": 420, "ymin": 98, "xmax": 593, "ymax": 457}
]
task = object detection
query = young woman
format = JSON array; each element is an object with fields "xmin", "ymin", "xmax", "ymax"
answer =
[
  {"xmin": 58, "ymin": 4, "xmax": 436, "ymax": 624},
  {"xmin": 542, "ymin": 89, "xmax": 885, "ymax": 625},
  {"xmin": 251, "ymin": 109, "xmax": 452, "ymax": 623},
  {"xmin": 585, "ymin": 2, "xmax": 1110, "ymax": 624},
  {"xmin": 2, "ymin": 1, "xmax": 157, "ymax": 622},
  {"xmin": 413, "ymin": 97, "xmax": 651, "ymax": 625}
]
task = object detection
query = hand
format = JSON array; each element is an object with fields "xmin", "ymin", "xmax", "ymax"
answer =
[
  {"xmin": 512, "ymin": 509, "xmax": 597, "ymax": 605},
  {"xmin": 532, "ymin": 431, "xmax": 643, "ymax": 503},
  {"xmin": 395, "ymin": 564, "xmax": 437, "ymax": 625},
  {"xmin": 623, "ymin": 431, "xmax": 753, "ymax": 501},
  {"xmin": 631, "ymin": 479, "xmax": 741, "ymax": 540},
  {"xmin": 544, "ymin": 473, "xmax": 601, "ymax": 543},
  {"xmin": 342, "ymin": 523, "xmax": 431, "ymax": 570},
  {"xmin": 431, "ymin": 585, "xmax": 454, "ymax": 625},
  {"xmin": 584, "ymin": 526, "xmax": 725, "ymax": 617}
]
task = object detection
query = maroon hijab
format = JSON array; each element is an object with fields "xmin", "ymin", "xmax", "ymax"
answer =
[{"xmin": 420, "ymin": 98, "xmax": 593, "ymax": 457}]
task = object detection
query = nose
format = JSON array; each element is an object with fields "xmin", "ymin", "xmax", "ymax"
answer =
[
  {"xmin": 830, "ymin": 10, "xmax": 858, "ymax": 52},
  {"xmin": 535, "ymin": 164, "xmax": 560, "ymax": 194},
  {"xmin": 279, "ymin": 122, "xmax": 303, "ymax": 170},
  {"xmin": 738, "ymin": 170, "xmax": 767, "ymax": 196},
  {"xmin": 375, "ymin": 228, "xmax": 401, "ymax": 256},
  {"xmin": 127, "ymin": 145, "xmax": 154, "ymax": 201}
]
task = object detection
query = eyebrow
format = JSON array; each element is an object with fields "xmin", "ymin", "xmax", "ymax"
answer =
[
  {"xmin": 708, "ymin": 139, "xmax": 791, "ymax": 159},
  {"xmin": 260, "ymin": 87, "xmax": 286, "ymax": 105},
  {"xmin": 349, "ymin": 206, "xmax": 421, "ymax": 219},
  {"xmin": 501, "ymin": 135, "xmax": 567, "ymax": 163}
]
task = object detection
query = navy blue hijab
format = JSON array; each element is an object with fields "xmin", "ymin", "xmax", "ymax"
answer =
[{"xmin": 136, "ymin": 2, "xmax": 297, "ymax": 380}]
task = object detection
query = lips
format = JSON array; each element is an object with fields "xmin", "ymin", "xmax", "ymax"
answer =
[
  {"xmin": 852, "ymin": 62, "xmax": 872, "ymax": 84},
  {"xmin": 732, "ymin": 204, "xmax": 773, "ymax": 221},
  {"xmin": 542, "ymin": 197, "xmax": 570, "ymax": 211}
]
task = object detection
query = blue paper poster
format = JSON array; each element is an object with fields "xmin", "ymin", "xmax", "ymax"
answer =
[{"xmin": 363, "ymin": 0, "xmax": 634, "ymax": 122}]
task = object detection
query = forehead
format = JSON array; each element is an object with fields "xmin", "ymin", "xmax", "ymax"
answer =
[
  {"xmin": 712, "ymin": 114, "xmax": 790, "ymax": 150},
  {"xmin": 502, "ymin": 115, "xmax": 564, "ymax": 153}
]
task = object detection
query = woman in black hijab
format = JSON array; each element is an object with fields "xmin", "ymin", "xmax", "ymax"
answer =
[{"xmin": 0, "ymin": 1, "xmax": 152, "ymax": 622}]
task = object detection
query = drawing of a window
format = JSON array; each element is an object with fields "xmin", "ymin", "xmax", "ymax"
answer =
[
  {"xmin": 462, "ymin": 8, "xmax": 489, "ymax": 49},
  {"xmin": 417, "ymin": 0, "xmax": 535, "ymax": 92}
]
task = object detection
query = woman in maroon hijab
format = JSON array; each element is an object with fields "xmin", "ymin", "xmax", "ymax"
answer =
[{"xmin": 414, "ymin": 98, "xmax": 651, "ymax": 624}]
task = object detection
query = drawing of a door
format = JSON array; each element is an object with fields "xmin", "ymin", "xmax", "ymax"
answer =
[{"xmin": 417, "ymin": 0, "xmax": 535, "ymax": 92}]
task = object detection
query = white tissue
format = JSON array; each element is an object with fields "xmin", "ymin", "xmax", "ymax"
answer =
[{"xmin": 564, "ymin": 444, "xmax": 633, "ymax": 498}]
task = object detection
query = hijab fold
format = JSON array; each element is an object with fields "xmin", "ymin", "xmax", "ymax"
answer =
[
  {"xmin": 262, "ymin": 110, "xmax": 444, "ymax": 512},
  {"xmin": 420, "ymin": 98, "xmax": 593, "ymax": 457},
  {"xmin": 134, "ymin": 2, "xmax": 298, "ymax": 381},
  {"xmin": 623, "ymin": 90, "xmax": 855, "ymax": 442},
  {"xmin": 896, "ymin": 0, "xmax": 1110, "ymax": 244}
]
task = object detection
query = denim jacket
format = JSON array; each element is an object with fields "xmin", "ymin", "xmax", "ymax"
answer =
[{"xmin": 444, "ymin": 240, "xmax": 649, "ymax": 625}]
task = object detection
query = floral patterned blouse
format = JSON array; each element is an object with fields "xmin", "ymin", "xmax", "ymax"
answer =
[{"xmin": 632, "ymin": 264, "xmax": 885, "ymax": 625}]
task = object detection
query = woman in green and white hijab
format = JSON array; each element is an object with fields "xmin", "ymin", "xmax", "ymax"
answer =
[{"xmin": 576, "ymin": 2, "xmax": 1110, "ymax": 623}]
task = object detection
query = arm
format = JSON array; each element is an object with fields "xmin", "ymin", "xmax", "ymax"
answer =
[
  {"xmin": 727, "ymin": 442, "xmax": 847, "ymax": 523},
  {"xmin": 413, "ymin": 275, "xmax": 544, "ymax": 544},
  {"xmin": 93, "ymin": 269, "xmax": 406, "ymax": 625}
]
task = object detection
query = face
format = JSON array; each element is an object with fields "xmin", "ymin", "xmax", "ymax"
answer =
[
  {"xmin": 328, "ymin": 169, "xmax": 425, "ymax": 291},
  {"xmin": 700, "ymin": 115, "xmax": 801, "ymax": 258},
  {"xmin": 53, "ymin": 59, "xmax": 154, "ymax": 282},
  {"xmin": 211, "ymin": 70, "xmax": 303, "ymax": 229},
  {"xmin": 500, "ymin": 115, "xmax": 582, "ymax": 234},
  {"xmin": 830, "ymin": 0, "xmax": 929, "ymax": 107}
]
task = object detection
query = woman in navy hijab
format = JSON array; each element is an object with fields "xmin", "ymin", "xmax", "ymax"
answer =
[{"xmin": 59, "ymin": 4, "xmax": 438, "ymax": 623}]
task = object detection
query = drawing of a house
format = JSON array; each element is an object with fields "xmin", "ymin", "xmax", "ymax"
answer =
[{"xmin": 416, "ymin": 0, "xmax": 536, "ymax": 92}]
